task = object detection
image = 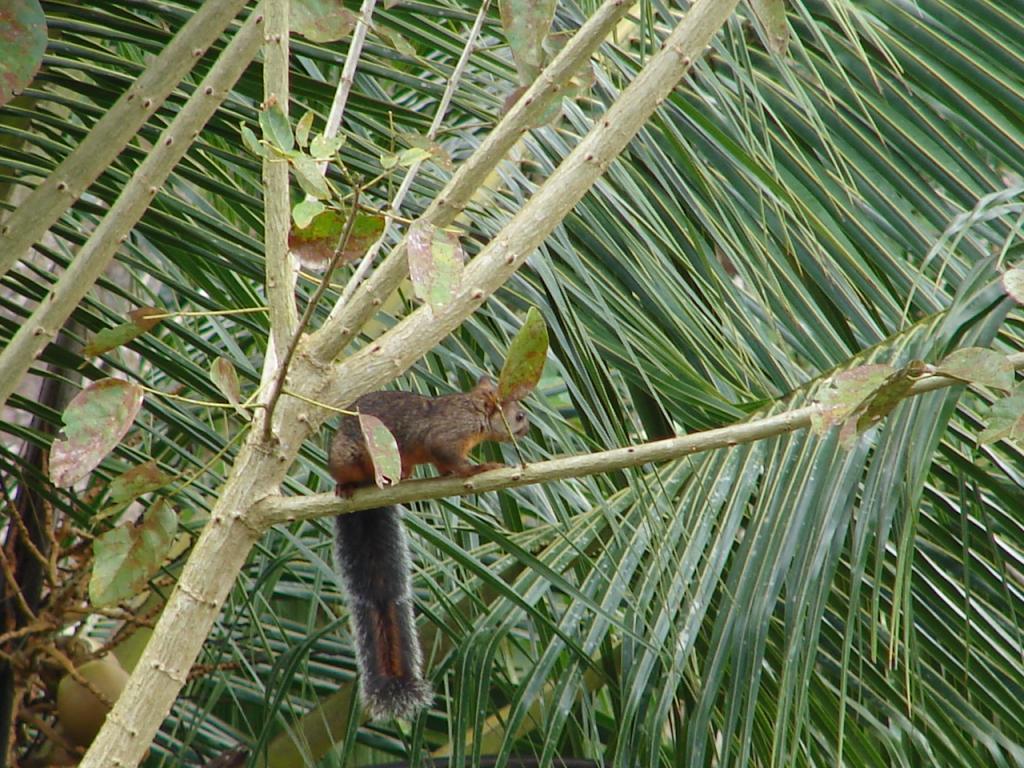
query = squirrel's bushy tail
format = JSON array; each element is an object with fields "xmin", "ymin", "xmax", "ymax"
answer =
[{"xmin": 332, "ymin": 506, "xmax": 432, "ymax": 719}]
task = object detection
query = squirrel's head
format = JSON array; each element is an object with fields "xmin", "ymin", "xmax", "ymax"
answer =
[
  {"xmin": 474, "ymin": 376, "xmax": 529, "ymax": 440},
  {"xmin": 501, "ymin": 398, "xmax": 530, "ymax": 438}
]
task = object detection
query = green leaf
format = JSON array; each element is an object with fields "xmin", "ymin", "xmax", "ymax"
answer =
[
  {"xmin": 290, "ymin": 153, "xmax": 330, "ymax": 199},
  {"xmin": 498, "ymin": 0, "xmax": 556, "ymax": 84},
  {"xmin": 108, "ymin": 461, "xmax": 170, "ymax": 505},
  {"xmin": 0, "ymin": 0, "xmax": 47, "ymax": 107},
  {"xmin": 289, "ymin": 209, "xmax": 346, "ymax": 268},
  {"xmin": 398, "ymin": 132, "xmax": 452, "ymax": 170},
  {"xmin": 295, "ymin": 110, "xmax": 315, "ymax": 147},
  {"xmin": 259, "ymin": 102, "xmax": 293, "ymax": 153},
  {"xmin": 288, "ymin": 210, "xmax": 385, "ymax": 269},
  {"xmin": 90, "ymin": 499, "xmax": 177, "ymax": 607},
  {"xmin": 377, "ymin": 24, "xmax": 416, "ymax": 57},
  {"xmin": 810, "ymin": 364, "xmax": 893, "ymax": 435},
  {"xmin": 978, "ymin": 389, "xmax": 1024, "ymax": 445},
  {"xmin": 83, "ymin": 307, "xmax": 164, "ymax": 357},
  {"xmin": 839, "ymin": 361, "xmax": 926, "ymax": 448},
  {"xmin": 309, "ymin": 132, "xmax": 345, "ymax": 160},
  {"xmin": 240, "ymin": 123, "xmax": 267, "ymax": 157},
  {"xmin": 210, "ymin": 356, "xmax": 244, "ymax": 415},
  {"xmin": 291, "ymin": 0, "xmax": 357, "ymax": 43},
  {"xmin": 291, "ymin": 198, "xmax": 325, "ymax": 229},
  {"xmin": 936, "ymin": 347, "xmax": 1013, "ymax": 391},
  {"xmin": 397, "ymin": 146, "xmax": 432, "ymax": 167},
  {"xmin": 498, "ymin": 307, "xmax": 549, "ymax": 402},
  {"xmin": 50, "ymin": 379, "xmax": 145, "ymax": 488},
  {"xmin": 341, "ymin": 212, "xmax": 387, "ymax": 260},
  {"xmin": 407, "ymin": 221, "xmax": 465, "ymax": 314},
  {"xmin": 358, "ymin": 413, "xmax": 400, "ymax": 488}
]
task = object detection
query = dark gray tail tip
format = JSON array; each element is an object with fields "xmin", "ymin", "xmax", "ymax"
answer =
[{"xmin": 364, "ymin": 678, "xmax": 433, "ymax": 720}]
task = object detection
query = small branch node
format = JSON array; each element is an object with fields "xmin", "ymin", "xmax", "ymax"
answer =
[
  {"xmin": 105, "ymin": 710, "xmax": 137, "ymax": 737},
  {"xmin": 151, "ymin": 660, "xmax": 187, "ymax": 684},
  {"xmin": 177, "ymin": 580, "xmax": 218, "ymax": 609}
]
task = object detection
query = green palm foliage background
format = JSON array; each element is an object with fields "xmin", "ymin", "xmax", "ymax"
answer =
[{"xmin": 1, "ymin": 0, "xmax": 1023, "ymax": 766}]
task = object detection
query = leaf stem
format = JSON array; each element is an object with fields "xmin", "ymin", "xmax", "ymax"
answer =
[{"xmin": 262, "ymin": 190, "xmax": 363, "ymax": 440}]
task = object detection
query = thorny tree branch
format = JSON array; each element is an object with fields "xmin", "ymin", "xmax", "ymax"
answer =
[
  {"xmin": 256, "ymin": 352, "xmax": 1024, "ymax": 526},
  {"xmin": 0, "ymin": 0, "xmax": 253, "ymax": 276},
  {"xmin": 262, "ymin": 0, "xmax": 298, "ymax": 357},
  {"xmin": 81, "ymin": 4, "xmax": 744, "ymax": 766},
  {"xmin": 0, "ymin": 7, "xmax": 267, "ymax": 410},
  {"xmin": 332, "ymin": 0, "xmax": 493, "ymax": 313},
  {"xmin": 307, "ymin": 0, "xmax": 636, "ymax": 363}
]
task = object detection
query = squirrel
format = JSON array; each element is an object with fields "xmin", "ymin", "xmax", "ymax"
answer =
[{"xmin": 328, "ymin": 376, "xmax": 529, "ymax": 719}]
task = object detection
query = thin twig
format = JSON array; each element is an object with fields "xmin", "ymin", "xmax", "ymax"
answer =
[
  {"xmin": 0, "ymin": 620, "xmax": 56, "ymax": 646},
  {"xmin": 0, "ymin": 7, "xmax": 267, "ymax": 410},
  {"xmin": 19, "ymin": 708, "xmax": 79, "ymax": 757},
  {"xmin": 94, "ymin": 614, "xmax": 159, "ymax": 660},
  {"xmin": 307, "ymin": 0, "xmax": 636, "ymax": 364},
  {"xmin": 7, "ymin": 494, "xmax": 54, "ymax": 587},
  {"xmin": 261, "ymin": 190, "xmax": 363, "ymax": 440},
  {"xmin": 334, "ymin": 0, "xmax": 493, "ymax": 312},
  {"xmin": 279, "ymin": 387, "xmax": 357, "ymax": 415},
  {"xmin": 137, "ymin": 384, "xmax": 257, "ymax": 411},
  {"xmin": 0, "ymin": 540, "xmax": 36, "ymax": 622},
  {"xmin": 186, "ymin": 660, "xmax": 243, "ymax": 682},
  {"xmin": 143, "ymin": 306, "xmax": 269, "ymax": 321},
  {"xmin": 318, "ymin": 0, "xmax": 377, "ymax": 173},
  {"xmin": 44, "ymin": 496, "xmax": 59, "ymax": 587},
  {"xmin": 2, "ymin": 474, "xmax": 58, "ymax": 588}
]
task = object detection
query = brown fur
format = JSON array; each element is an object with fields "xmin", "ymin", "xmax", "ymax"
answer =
[
  {"xmin": 328, "ymin": 376, "xmax": 529, "ymax": 718},
  {"xmin": 329, "ymin": 376, "xmax": 529, "ymax": 494}
]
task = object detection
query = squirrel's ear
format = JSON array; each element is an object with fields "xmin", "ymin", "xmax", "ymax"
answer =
[{"xmin": 474, "ymin": 375, "xmax": 496, "ymax": 393}]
